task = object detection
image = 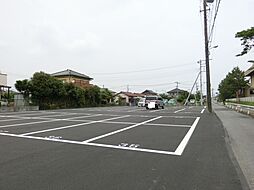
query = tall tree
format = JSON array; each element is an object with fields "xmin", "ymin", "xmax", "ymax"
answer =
[
  {"xmin": 218, "ymin": 67, "xmax": 248, "ymax": 101},
  {"xmin": 29, "ymin": 72, "xmax": 66, "ymax": 108},
  {"xmin": 235, "ymin": 27, "xmax": 254, "ymax": 56}
]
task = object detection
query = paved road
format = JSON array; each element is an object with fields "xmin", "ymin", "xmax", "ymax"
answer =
[
  {"xmin": 214, "ymin": 103, "xmax": 254, "ymax": 190},
  {"xmin": 0, "ymin": 106, "xmax": 244, "ymax": 190}
]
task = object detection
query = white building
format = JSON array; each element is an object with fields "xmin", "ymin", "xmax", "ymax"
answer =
[{"xmin": 0, "ymin": 72, "xmax": 7, "ymax": 86}]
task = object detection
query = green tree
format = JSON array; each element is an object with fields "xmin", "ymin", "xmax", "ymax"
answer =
[
  {"xmin": 235, "ymin": 27, "xmax": 254, "ymax": 56},
  {"xmin": 84, "ymin": 86, "xmax": 101, "ymax": 106},
  {"xmin": 15, "ymin": 79, "xmax": 31, "ymax": 97},
  {"xmin": 100, "ymin": 88, "xmax": 113, "ymax": 104},
  {"xmin": 29, "ymin": 72, "xmax": 66, "ymax": 109},
  {"xmin": 15, "ymin": 71, "xmax": 110, "ymax": 109},
  {"xmin": 177, "ymin": 90, "xmax": 193, "ymax": 103},
  {"xmin": 218, "ymin": 67, "xmax": 248, "ymax": 102},
  {"xmin": 159, "ymin": 93, "xmax": 170, "ymax": 100}
]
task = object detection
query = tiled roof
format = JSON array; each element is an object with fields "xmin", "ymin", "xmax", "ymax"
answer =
[
  {"xmin": 51, "ymin": 69, "xmax": 93, "ymax": 80},
  {"xmin": 142, "ymin": 90, "xmax": 157, "ymax": 95},
  {"xmin": 167, "ymin": 88, "xmax": 185, "ymax": 93}
]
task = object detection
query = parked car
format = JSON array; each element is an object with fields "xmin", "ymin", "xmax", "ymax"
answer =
[
  {"xmin": 0, "ymin": 99, "xmax": 8, "ymax": 106},
  {"xmin": 145, "ymin": 96, "xmax": 164, "ymax": 109},
  {"xmin": 168, "ymin": 99, "xmax": 177, "ymax": 106},
  {"xmin": 138, "ymin": 98, "xmax": 146, "ymax": 107}
]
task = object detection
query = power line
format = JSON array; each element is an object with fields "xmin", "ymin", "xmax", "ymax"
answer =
[
  {"xmin": 208, "ymin": 0, "xmax": 222, "ymax": 43},
  {"xmin": 90, "ymin": 63, "xmax": 195, "ymax": 76}
]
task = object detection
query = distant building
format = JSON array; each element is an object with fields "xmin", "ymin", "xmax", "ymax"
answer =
[
  {"xmin": 141, "ymin": 90, "xmax": 157, "ymax": 96},
  {"xmin": 167, "ymin": 88, "xmax": 185, "ymax": 98},
  {"xmin": 51, "ymin": 69, "xmax": 93, "ymax": 88},
  {"xmin": 0, "ymin": 72, "xmax": 11, "ymax": 100},
  {"xmin": 0, "ymin": 72, "xmax": 7, "ymax": 86},
  {"xmin": 245, "ymin": 63, "xmax": 254, "ymax": 97},
  {"xmin": 114, "ymin": 91, "xmax": 145, "ymax": 106}
]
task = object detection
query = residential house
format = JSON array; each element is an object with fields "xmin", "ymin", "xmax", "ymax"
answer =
[
  {"xmin": 114, "ymin": 91, "xmax": 145, "ymax": 106},
  {"xmin": 141, "ymin": 90, "xmax": 157, "ymax": 96},
  {"xmin": 51, "ymin": 69, "xmax": 93, "ymax": 89},
  {"xmin": 245, "ymin": 63, "xmax": 254, "ymax": 97},
  {"xmin": 167, "ymin": 88, "xmax": 185, "ymax": 98}
]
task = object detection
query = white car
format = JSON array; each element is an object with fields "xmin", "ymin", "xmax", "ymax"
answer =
[
  {"xmin": 145, "ymin": 96, "xmax": 164, "ymax": 109},
  {"xmin": 0, "ymin": 100, "xmax": 8, "ymax": 106},
  {"xmin": 138, "ymin": 98, "xmax": 146, "ymax": 107}
]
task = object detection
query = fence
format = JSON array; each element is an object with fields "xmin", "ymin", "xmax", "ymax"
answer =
[
  {"xmin": 227, "ymin": 97, "xmax": 254, "ymax": 102},
  {"xmin": 13, "ymin": 94, "xmax": 39, "ymax": 111}
]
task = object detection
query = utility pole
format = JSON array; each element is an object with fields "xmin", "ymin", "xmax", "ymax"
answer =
[
  {"xmin": 175, "ymin": 82, "xmax": 180, "ymax": 98},
  {"xmin": 195, "ymin": 82, "xmax": 199, "ymax": 106},
  {"xmin": 198, "ymin": 60, "xmax": 203, "ymax": 106},
  {"xmin": 203, "ymin": 0, "xmax": 212, "ymax": 112},
  {"xmin": 184, "ymin": 72, "xmax": 200, "ymax": 106}
]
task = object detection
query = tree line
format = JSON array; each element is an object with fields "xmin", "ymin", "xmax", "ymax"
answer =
[
  {"xmin": 15, "ymin": 72, "xmax": 113, "ymax": 110},
  {"xmin": 217, "ymin": 27, "xmax": 254, "ymax": 102}
]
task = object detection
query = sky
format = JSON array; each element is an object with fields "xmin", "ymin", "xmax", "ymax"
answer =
[{"xmin": 0, "ymin": 0, "xmax": 253, "ymax": 94}]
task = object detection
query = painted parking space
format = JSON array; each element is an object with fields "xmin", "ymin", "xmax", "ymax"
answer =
[
  {"xmin": 0, "ymin": 118, "xmax": 50, "ymax": 127},
  {"xmin": 1, "ymin": 120, "xmax": 87, "ymax": 135},
  {"xmin": 108, "ymin": 115, "xmax": 155, "ymax": 123},
  {"xmin": 0, "ymin": 106, "xmax": 204, "ymax": 156},
  {"xmin": 147, "ymin": 117, "xmax": 196, "ymax": 126},
  {"xmin": 32, "ymin": 123, "xmax": 131, "ymax": 141},
  {"xmin": 94, "ymin": 125, "xmax": 190, "ymax": 151}
]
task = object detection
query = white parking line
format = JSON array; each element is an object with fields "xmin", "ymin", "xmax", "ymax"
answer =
[
  {"xmin": 201, "ymin": 108, "xmax": 205, "ymax": 114},
  {"xmin": 174, "ymin": 108, "xmax": 186, "ymax": 113},
  {"xmin": 0, "ymin": 119, "xmax": 59, "ymax": 129},
  {"xmin": 0, "ymin": 132, "xmax": 178, "ymax": 156},
  {"xmin": 64, "ymin": 114, "xmax": 102, "ymax": 119},
  {"xmin": 21, "ymin": 115, "xmax": 130, "ymax": 136},
  {"xmin": 102, "ymin": 121, "xmax": 191, "ymax": 128},
  {"xmin": 174, "ymin": 117, "xmax": 200, "ymax": 155},
  {"xmin": 0, "ymin": 118, "xmax": 28, "ymax": 122},
  {"xmin": 87, "ymin": 142, "xmax": 177, "ymax": 155},
  {"xmin": 83, "ymin": 116, "xmax": 162, "ymax": 143}
]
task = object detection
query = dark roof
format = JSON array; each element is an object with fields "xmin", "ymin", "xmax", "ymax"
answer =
[
  {"xmin": 116, "ymin": 91, "xmax": 145, "ymax": 97},
  {"xmin": 245, "ymin": 64, "xmax": 254, "ymax": 76},
  {"xmin": 51, "ymin": 69, "xmax": 93, "ymax": 80},
  {"xmin": 142, "ymin": 90, "xmax": 157, "ymax": 95},
  {"xmin": 167, "ymin": 88, "xmax": 185, "ymax": 94},
  {"xmin": 0, "ymin": 85, "xmax": 11, "ymax": 89}
]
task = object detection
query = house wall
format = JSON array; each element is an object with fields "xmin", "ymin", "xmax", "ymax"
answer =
[
  {"xmin": 55, "ymin": 76, "xmax": 91, "ymax": 88},
  {"xmin": 0, "ymin": 73, "xmax": 7, "ymax": 86},
  {"xmin": 251, "ymin": 75, "xmax": 254, "ymax": 88}
]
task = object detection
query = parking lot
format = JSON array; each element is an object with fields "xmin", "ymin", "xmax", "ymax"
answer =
[
  {"xmin": 0, "ymin": 106, "xmax": 204, "ymax": 156},
  {"xmin": 0, "ymin": 106, "xmax": 243, "ymax": 190}
]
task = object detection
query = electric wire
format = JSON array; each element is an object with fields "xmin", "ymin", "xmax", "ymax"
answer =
[
  {"xmin": 90, "ymin": 63, "xmax": 195, "ymax": 76},
  {"xmin": 208, "ymin": 0, "xmax": 222, "ymax": 44}
]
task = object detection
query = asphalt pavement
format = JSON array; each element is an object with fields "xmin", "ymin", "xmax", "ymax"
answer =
[{"xmin": 0, "ymin": 106, "xmax": 245, "ymax": 190}]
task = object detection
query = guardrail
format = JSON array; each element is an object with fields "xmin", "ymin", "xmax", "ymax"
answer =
[{"xmin": 225, "ymin": 102, "xmax": 254, "ymax": 117}]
